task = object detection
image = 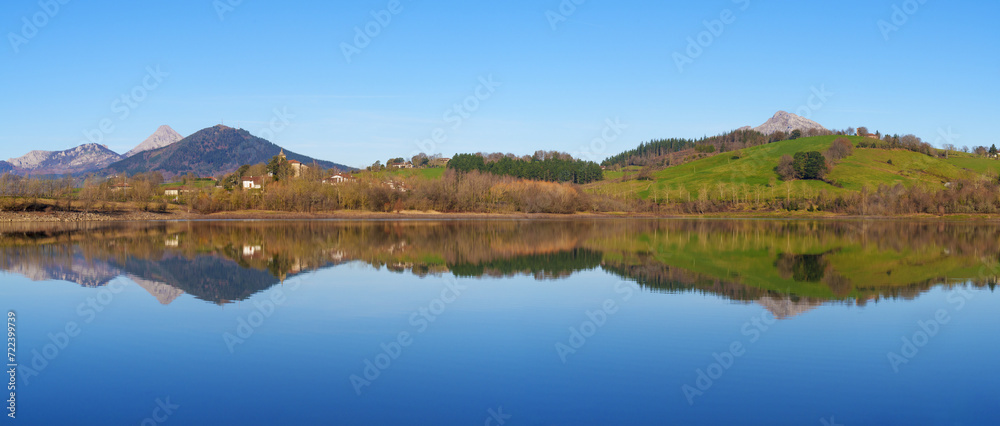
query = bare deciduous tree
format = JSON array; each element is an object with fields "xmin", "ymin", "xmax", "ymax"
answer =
[
  {"xmin": 776, "ymin": 155, "xmax": 796, "ymax": 180},
  {"xmin": 825, "ymin": 138, "xmax": 854, "ymax": 162}
]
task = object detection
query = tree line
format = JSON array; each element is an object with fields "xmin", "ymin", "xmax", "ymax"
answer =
[
  {"xmin": 447, "ymin": 152, "xmax": 604, "ymax": 184},
  {"xmin": 179, "ymin": 168, "xmax": 625, "ymax": 214},
  {"xmin": 0, "ymin": 172, "xmax": 167, "ymax": 212},
  {"xmin": 602, "ymin": 129, "xmax": 818, "ymax": 168},
  {"xmin": 0, "ymin": 154, "xmax": 625, "ymax": 215}
]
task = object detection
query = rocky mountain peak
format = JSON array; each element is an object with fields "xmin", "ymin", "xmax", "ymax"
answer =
[
  {"xmin": 752, "ymin": 111, "xmax": 827, "ymax": 135},
  {"xmin": 125, "ymin": 125, "xmax": 184, "ymax": 157}
]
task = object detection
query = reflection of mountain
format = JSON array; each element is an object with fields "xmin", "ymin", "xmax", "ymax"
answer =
[
  {"xmin": 118, "ymin": 255, "xmax": 284, "ymax": 304},
  {"xmin": 128, "ymin": 276, "xmax": 185, "ymax": 305},
  {"xmin": 756, "ymin": 296, "xmax": 821, "ymax": 319},
  {"xmin": 0, "ymin": 220, "xmax": 997, "ymax": 311},
  {"xmin": 0, "ymin": 247, "xmax": 120, "ymax": 287}
]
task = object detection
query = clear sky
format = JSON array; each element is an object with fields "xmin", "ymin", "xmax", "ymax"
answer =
[{"xmin": 2, "ymin": 0, "xmax": 997, "ymax": 168}]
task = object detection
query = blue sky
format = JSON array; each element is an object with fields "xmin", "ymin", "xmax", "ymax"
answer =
[{"xmin": 2, "ymin": 0, "xmax": 997, "ymax": 168}]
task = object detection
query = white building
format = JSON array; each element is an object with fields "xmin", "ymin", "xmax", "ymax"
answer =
[{"xmin": 242, "ymin": 176, "xmax": 263, "ymax": 189}]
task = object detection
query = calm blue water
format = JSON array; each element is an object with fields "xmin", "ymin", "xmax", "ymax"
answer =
[{"xmin": 2, "ymin": 220, "xmax": 998, "ymax": 425}]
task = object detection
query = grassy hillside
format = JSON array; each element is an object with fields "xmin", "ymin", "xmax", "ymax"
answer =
[
  {"xmin": 587, "ymin": 135, "xmax": 994, "ymax": 201},
  {"xmin": 942, "ymin": 152, "xmax": 1000, "ymax": 174}
]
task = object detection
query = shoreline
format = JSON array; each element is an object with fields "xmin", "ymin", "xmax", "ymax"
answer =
[{"xmin": 2, "ymin": 209, "xmax": 999, "ymax": 222}]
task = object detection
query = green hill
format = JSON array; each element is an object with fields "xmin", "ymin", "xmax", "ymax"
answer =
[{"xmin": 588, "ymin": 135, "xmax": 999, "ymax": 201}]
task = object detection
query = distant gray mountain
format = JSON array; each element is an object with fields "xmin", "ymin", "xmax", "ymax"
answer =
[
  {"xmin": 7, "ymin": 143, "xmax": 123, "ymax": 175},
  {"xmin": 125, "ymin": 125, "xmax": 183, "ymax": 157},
  {"xmin": 752, "ymin": 111, "xmax": 827, "ymax": 135}
]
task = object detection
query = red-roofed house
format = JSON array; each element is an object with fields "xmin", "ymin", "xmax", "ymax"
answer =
[{"xmin": 279, "ymin": 149, "xmax": 308, "ymax": 177}]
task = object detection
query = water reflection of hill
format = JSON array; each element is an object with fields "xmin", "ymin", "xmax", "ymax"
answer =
[
  {"xmin": 0, "ymin": 220, "xmax": 996, "ymax": 311},
  {"xmin": 119, "ymin": 255, "xmax": 284, "ymax": 305}
]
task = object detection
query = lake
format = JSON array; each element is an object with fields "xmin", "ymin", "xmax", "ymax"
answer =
[{"xmin": 2, "ymin": 219, "xmax": 998, "ymax": 425}]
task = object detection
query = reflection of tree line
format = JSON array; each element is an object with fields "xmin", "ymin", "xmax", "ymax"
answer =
[
  {"xmin": 0, "ymin": 220, "xmax": 998, "ymax": 305},
  {"xmin": 600, "ymin": 259, "xmax": 779, "ymax": 301},
  {"xmin": 327, "ymin": 221, "xmax": 598, "ymax": 269},
  {"xmin": 450, "ymin": 248, "xmax": 603, "ymax": 279},
  {"xmin": 775, "ymin": 253, "xmax": 829, "ymax": 282},
  {"xmin": 586, "ymin": 220, "xmax": 1000, "ymax": 303}
]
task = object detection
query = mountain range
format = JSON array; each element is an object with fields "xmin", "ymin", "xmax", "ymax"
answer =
[
  {"xmin": 6, "ymin": 143, "xmax": 124, "ymax": 175},
  {"xmin": 5, "ymin": 124, "xmax": 350, "ymax": 177},
  {"xmin": 107, "ymin": 125, "xmax": 350, "ymax": 177},
  {"xmin": 5, "ymin": 111, "xmax": 820, "ymax": 178}
]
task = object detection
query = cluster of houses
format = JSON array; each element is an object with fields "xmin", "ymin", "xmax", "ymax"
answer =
[
  {"xmin": 235, "ymin": 150, "xmax": 359, "ymax": 190},
  {"xmin": 322, "ymin": 173, "xmax": 357, "ymax": 185},
  {"xmin": 389, "ymin": 157, "xmax": 450, "ymax": 169},
  {"xmin": 159, "ymin": 150, "xmax": 432, "ymax": 200},
  {"xmin": 240, "ymin": 170, "xmax": 358, "ymax": 190}
]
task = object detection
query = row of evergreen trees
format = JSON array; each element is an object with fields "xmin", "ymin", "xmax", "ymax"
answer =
[
  {"xmin": 602, "ymin": 129, "xmax": 799, "ymax": 168},
  {"xmin": 601, "ymin": 138, "xmax": 695, "ymax": 167},
  {"xmin": 447, "ymin": 153, "xmax": 604, "ymax": 184}
]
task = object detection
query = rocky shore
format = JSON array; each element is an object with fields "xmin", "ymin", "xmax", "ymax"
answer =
[
  {"xmin": 0, "ymin": 209, "xmax": 994, "ymax": 223},
  {"xmin": 0, "ymin": 211, "xmax": 181, "ymax": 222}
]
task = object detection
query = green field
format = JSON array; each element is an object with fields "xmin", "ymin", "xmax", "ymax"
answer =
[
  {"xmin": 354, "ymin": 167, "xmax": 447, "ymax": 181},
  {"xmin": 160, "ymin": 178, "xmax": 218, "ymax": 189},
  {"xmin": 943, "ymin": 153, "xmax": 1000, "ymax": 174},
  {"xmin": 386, "ymin": 167, "xmax": 446, "ymax": 179},
  {"xmin": 587, "ymin": 135, "xmax": 997, "ymax": 201}
]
